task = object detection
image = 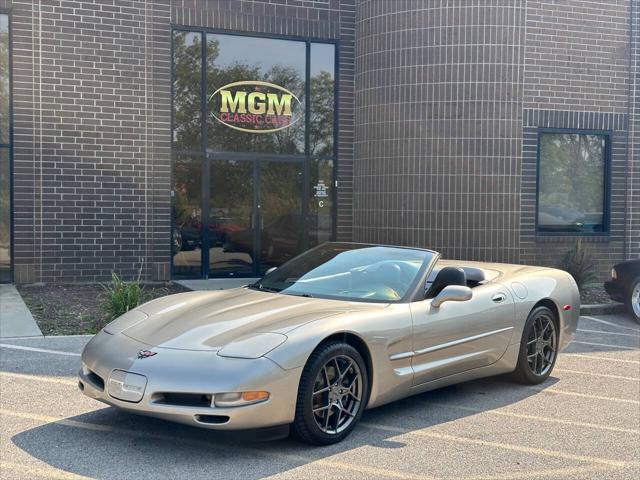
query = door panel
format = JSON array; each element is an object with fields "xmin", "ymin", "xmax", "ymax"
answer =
[
  {"xmin": 258, "ymin": 160, "xmax": 304, "ymax": 275},
  {"xmin": 409, "ymin": 282, "xmax": 515, "ymax": 386},
  {"xmin": 209, "ymin": 159, "xmax": 255, "ymax": 276}
]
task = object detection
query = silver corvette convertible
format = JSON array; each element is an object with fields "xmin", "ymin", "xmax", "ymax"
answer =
[{"xmin": 79, "ymin": 243, "xmax": 579, "ymax": 444}]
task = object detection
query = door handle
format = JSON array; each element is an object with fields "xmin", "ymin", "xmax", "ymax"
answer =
[{"xmin": 492, "ymin": 293, "xmax": 507, "ymax": 303}]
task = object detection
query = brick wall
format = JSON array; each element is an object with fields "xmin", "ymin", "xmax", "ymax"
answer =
[
  {"xmin": 353, "ymin": 0, "xmax": 636, "ymax": 275},
  {"xmin": 520, "ymin": 109, "xmax": 629, "ymax": 276},
  {"xmin": 9, "ymin": 0, "xmax": 355, "ymax": 283},
  {"xmin": 524, "ymin": 0, "xmax": 630, "ymax": 113},
  {"xmin": 11, "ymin": 0, "xmax": 172, "ymax": 283},
  {"xmin": 354, "ymin": 0, "xmax": 526, "ymax": 263},
  {"xmin": 171, "ymin": 0, "xmax": 356, "ymax": 243},
  {"xmin": 628, "ymin": 0, "xmax": 639, "ymax": 259},
  {"xmin": 521, "ymin": 0, "xmax": 636, "ymax": 277}
]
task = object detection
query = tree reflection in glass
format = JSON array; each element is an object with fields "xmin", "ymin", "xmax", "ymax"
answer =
[
  {"xmin": 172, "ymin": 31, "xmax": 202, "ymax": 151},
  {"xmin": 538, "ymin": 133, "xmax": 606, "ymax": 233},
  {"xmin": 206, "ymin": 34, "xmax": 306, "ymax": 154}
]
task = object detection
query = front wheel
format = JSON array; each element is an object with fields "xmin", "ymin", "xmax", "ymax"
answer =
[
  {"xmin": 292, "ymin": 342, "xmax": 368, "ymax": 445},
  {"xmin": 626, "ymin": 278, "xmax": 640, "ymax": 324},
  {"xmin": 511, "ymin": 306, "xmax": 559, "ymax": 385}
]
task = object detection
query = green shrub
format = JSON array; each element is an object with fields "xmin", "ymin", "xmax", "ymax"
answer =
[
  {"xmin": 557, "ymin": 239, "xmax": 597, "ymax": 292},
  {"xmin": 101, "ymin": 271, "xmax": 151, "ymax": 322}
]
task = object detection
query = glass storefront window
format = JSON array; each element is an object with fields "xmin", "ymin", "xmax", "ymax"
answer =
[
  {"xmin": 206, "ymin": 34, "xmax": 306, "ymax": 154},
  {"xmin": 171, "ymin": 30, "xmax": 337, "ymax": 278},
  {"xmin": 537, "ymin": 132, "xmax": 608, "ymax": 234},
  {"xmin": 172, "ymin": 155, "xmax": 203, "ymax": 277},
  {"xmin": 0, "ymin": 14, "xmax": 8, "ymax": 145},
  {"xmin": 310, "ymin": 43, "xmax": 335, "ymax": 156},
  {"xmin": 308, "ymin": 159, "xmax": 334, "ymax": 247},
  {"xmin": 0, "ymin": 13, "xmax": 11, "ymax": 283},
  {"xmin": 172, "ymin": 31, "xmax": 202, "ymax": 151},
  {"xmin": 0, "ymin": 148, "xmax": 9, "ymax": 282}
]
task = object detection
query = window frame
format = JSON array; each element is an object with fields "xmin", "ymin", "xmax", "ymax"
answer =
[
  {"xmin": 170, "ymin": 26, "xmax": 339, "ymax": 278},
  {"xmin": 0, "ymin": 9, "xmax": 12, "ymax": 283},
  {"xmin": 535, "ymin": 128, "xmax": 612, "ymax": 237}
]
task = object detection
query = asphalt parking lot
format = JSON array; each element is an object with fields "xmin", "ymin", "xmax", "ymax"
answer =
[{"xmin": 1, "ymin": 314, "xmax": 639, "ymax": 480}]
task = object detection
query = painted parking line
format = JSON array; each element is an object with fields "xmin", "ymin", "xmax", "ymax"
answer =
[
  {"xmin": 531, "ymin": 387, "xmax": 640, "ymax": 405},
  {"xmin": 565, "ymin": 353, "xmax": 640, "ymax": 364},
  {"xmin": 0, "ymin": 408, "xmax": 437, "ymax": 480},
  {"xmin": 0, "ymin": 371, "xmax": 78, "ymax": 386},
  {"xmin": 3, "ymin": 407, "xmax": 635, "ymax": 474},
  {"xmin": 581, "ymin": 316, "xmax": 640, "ymax": 332},
  {"xmin": 360, "ymin": 422, "xmax": 629, "ymax": 468},
  {"xmin": 554, "ymin": 368, "xmax": 640, "ymax": 381},
  {"xmin": 0, "ymin": 461, "xmax": 92, "ymax": 480},
  {"xmin": 577, "ymin": 328, "xmax": 640, "ymax": 338},
  {"xmin": 0, "ymin": 343, "xmax": 81, "ymax": 357},
  {"xmin": 571, "ymin": 340, "xmax": 639, "ymax": 350},
  {"xmin": 417, "ymin": 400, "xmax": 640, "ymax": 434}
]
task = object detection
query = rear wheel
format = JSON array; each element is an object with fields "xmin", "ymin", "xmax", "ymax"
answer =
[
  {"xmin": 626, "ymin": 278, "xmax": 640, "ymax": 324},
  {"xmin": 511, "ymin": 306, "xmax": 558, "ymax": 384},
  {"xmin": 292, "ymin": 342, "xmax": 368, "ymax": 445}
]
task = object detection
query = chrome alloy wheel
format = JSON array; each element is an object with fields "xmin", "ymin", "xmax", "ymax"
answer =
[
  {"xmin": 526, "ymin": 312, "xmax": 557, "ymax": 376},
  {"xmin": 311, "ymin": 354, "xmax": 363, "ymax": 435},
  {"xmin": 632, "ymin": 283, "xmax": 640, "ymax": 318}
]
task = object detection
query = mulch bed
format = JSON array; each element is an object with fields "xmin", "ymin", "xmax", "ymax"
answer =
[
  {"xmin": 580, "ymin": 284, "xmax": 615, "ymax": 305},
  {"xmin": 17, "ymin": 283, "xmax": 189, "ymax": 336}
]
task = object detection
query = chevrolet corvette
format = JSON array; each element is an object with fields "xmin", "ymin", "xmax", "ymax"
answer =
[{"xmin": 79, "ymin": 242, "xmax": 579, "ymax": 444}]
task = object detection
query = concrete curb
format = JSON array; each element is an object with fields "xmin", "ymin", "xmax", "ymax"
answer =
[{"xmin": 580, "ymin": 303, "xmax": 626, "ymax": 315}]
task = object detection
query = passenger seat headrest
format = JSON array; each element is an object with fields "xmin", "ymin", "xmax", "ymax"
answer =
[{"xmin": 426, "ymin": 266, "xmax": 467, "ymax": 298}]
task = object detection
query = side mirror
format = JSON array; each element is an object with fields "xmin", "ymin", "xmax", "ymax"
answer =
[
  {"xmin": 430, "ymin": 285, "xmax": 473, "ymax": 308},
  {"xmin": 264, "ymin": 266, "xmax": 277, "ymax": 276}
]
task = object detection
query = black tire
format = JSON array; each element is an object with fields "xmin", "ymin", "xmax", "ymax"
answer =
[
  {"xmin": 511, "ymin": 306, "xmax": 559, "ymax": 385},
  {"xmin": 292, "ymin": 341, "xmax": 369, "ymax": 445},
  {"xmin": 626, "ymin": 277, "xmax": 640, "ymax": 324}
]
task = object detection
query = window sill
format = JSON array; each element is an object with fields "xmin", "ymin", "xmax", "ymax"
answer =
[{"xmin": 535, "ymin": 234, "xmax": 610, "ymax": 243}]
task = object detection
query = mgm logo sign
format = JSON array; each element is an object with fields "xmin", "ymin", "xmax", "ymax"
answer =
[{"xmin": 210, "ymin": 80, "xmax": 302, "ymax": 133}]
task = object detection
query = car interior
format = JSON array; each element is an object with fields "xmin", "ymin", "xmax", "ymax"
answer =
[{"xmin": 424, "ymin": 262, "xmax": 499, "ymax": 298}]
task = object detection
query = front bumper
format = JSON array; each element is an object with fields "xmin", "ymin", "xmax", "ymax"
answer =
[
  {"xmin": 78, "ymin": 330, "xmax": 302, "ymax": 430},
  {"xmin": 604, "ymin": 280, "xmax": 625, "ymax": 303}
]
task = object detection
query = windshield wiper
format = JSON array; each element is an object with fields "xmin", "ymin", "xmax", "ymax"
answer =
[
  {"xmin": 248, "ymin": 284, "xmax": 281, "ymax": 293},
  {"xmin": 285, "ymin": 292, "xmax": 314, "ymax": 298}
]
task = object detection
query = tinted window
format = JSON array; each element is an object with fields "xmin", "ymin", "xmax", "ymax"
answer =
[
  {"xmin": 538, "ymin": 133, "xmax": 608, "ymax": 234},
  {"xmin": 310, "ymin": 43, "xmax": 335, "ymax": 156},
  {"xmin": 206, "ymin": 34, "xmax": 306, "ymax": 154},
  {"xmin": 0, "ymin": 14, "xmax": 7, "ymax": 145},
  {"xmin": 0, "ymin": 14, "xmax": 10, "ymax": 282},
  {"xmin": 308, "ymin": 158, "xmax": 333, "ymax": 247},
  {"xmin": 173, "ymin": 31, "xmax": 202, "ymax": 151},
  {"xmin": 172, "ymin": 155, "xmax": 203, "ymax": 277}
]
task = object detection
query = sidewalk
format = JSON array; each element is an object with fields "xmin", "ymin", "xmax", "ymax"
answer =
[{"xmin": 0, "ymin": 284, "xmax": 42, "ymax": 338}]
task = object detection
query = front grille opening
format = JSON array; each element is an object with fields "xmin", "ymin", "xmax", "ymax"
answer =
[
  {"xmin": 195, "ymin": 414, "xmax": 230, "ymax": 425},
  {"xmin": 152, "ymin": 392, "xmax": 213, "ymax": 407},
  {"xmin": 85, "ymin": 370, "xmax": 105, "ymax": 391}
]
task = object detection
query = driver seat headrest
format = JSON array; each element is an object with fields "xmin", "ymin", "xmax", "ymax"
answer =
[{"xmin": 426, "ymin": 266, "xmax": 467, "ymax": 298}]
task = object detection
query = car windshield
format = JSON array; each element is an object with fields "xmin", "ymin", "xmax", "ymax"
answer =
[{"xmin": 250, "ymin": 243, "xmax": 437, "ymax": 302}]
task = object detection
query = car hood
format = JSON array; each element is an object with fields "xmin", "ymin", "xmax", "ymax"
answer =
[{"xmin": 119, "ymin": 288, "xmax": 381, "ymax": 351}]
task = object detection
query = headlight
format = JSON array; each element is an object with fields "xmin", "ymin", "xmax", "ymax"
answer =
[
  {"xmin": 214, "ymin": 391, "xmax": 269, "ymax": 407},
  {"xmin": 217, "ymin": 333, "xmax": 287, "ymax": 359},
  {"xmin": 611, "ymin": 268, "xmax": 617, "ymax": 280}
]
